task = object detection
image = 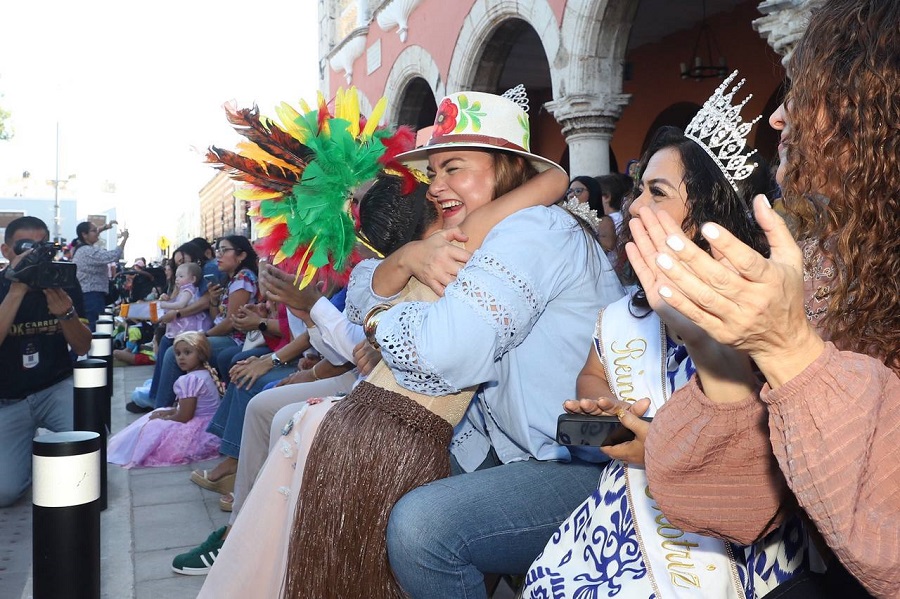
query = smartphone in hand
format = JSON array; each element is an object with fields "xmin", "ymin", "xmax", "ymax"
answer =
[
  {"xmin": 204, "ymin": 273, "xmax": 220, "ymax": 288},
  {"xmin": 556, "ymin": 413, "xmax": 653, "ymax": 447}
]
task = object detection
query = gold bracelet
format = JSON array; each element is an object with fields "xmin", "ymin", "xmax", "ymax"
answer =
[
  {"xmin": 363, "ymin": 303, "xmax": 392, "ymax": 350},
  {"xmin": 311, "ymin": 362, "xmax": 321, "ymax": 381}
]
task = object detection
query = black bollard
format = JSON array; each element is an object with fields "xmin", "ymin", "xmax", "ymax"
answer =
[
  {"xmin": 33, "ymin": 431, "xmax": 101, "ymax": 599},
  {"xmin": 74, "ymin": 359, "xmax": 109, "ymax": 511},
  {"xmin": 88, "ymin": 333, "xmax": 113, "ymax": 433}
]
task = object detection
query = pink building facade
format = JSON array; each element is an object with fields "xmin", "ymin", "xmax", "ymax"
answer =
[{"xmin": 318, "ymin": 0, "xmax": 819, "ymax": 177}]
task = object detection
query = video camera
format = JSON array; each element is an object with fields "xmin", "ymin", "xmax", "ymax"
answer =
[{"xmin": 4, "ymin": 239, "xmax": 78, "ymax": 289}]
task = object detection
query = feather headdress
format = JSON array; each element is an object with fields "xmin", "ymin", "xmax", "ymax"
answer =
[{"xmin": 206, "ymin": 87, "xmax": 416, "ymax": 289}]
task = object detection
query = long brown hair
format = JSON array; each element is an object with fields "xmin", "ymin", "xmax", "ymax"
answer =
[
  {"xmin": 492, "ymin": 151, "xmax": 537, "ymax": 198},
  {"xmin": 782, "ymin": 0, "xmax": 900, "ymax": 371}
]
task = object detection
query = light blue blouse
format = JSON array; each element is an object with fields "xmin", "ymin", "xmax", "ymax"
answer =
[{"xmin": 347, "ymin": 206, "xmax": 625, "ymax": 468}]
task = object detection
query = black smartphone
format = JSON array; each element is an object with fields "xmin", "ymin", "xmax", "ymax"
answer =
[
  {"xmin": 203, "ymin": 273, "xmax": 220, "ymax": 287},
  {"xmin": 556, "ymin": 413, "xmax": 653, "ymax": 447}
]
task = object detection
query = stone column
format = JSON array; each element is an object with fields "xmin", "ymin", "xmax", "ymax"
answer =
[
  {"xmin": 753, "ymin": 0, "xmax": 825, "ymax": 65},
  {"xmin": 546, "ymin": 93, "xmax": 630, "ymax": 177}
]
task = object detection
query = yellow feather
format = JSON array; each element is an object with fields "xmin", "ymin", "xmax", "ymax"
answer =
[
  {"xmin": 255, "ymin": 215, "xmax": 288, "ymax": 236},
  {"xmin": 361, "ymin": 96, "xmax": 387, "ymax": 140},
  {"xmin": 337, "ymin": 87, "xmax": 361, "ymax": 139},
  {"xmin": 235, "ymin": 187, "xmax": 283, "ymax": 201},
  {"xmin": 290, "ymin": 236, "xmax": 318, "ymax": 288},
  {"xmin": 296, "ymin": 265, "xmax": 317, "ymax": 290},
  {"xmin": 275, "ymin": 102, "xmax": 307, "ymax": 142},
  {"xmin": 235, "ymin": 142, "xmax": 301, "ymax": 173}
]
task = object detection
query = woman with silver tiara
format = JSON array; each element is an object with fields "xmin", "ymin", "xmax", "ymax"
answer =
[{"xmin": 522, "ymin": 73, "xmax": 812, "ymax": 599}]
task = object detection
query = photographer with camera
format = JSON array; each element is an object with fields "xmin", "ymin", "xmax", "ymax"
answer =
[
  {"xmin": 72, "ymin": 219, "xmax": 128, "ymax": 330},
  {"xmin": 0, "ymin": 216, "xmax": 92, "ymax": 507}
]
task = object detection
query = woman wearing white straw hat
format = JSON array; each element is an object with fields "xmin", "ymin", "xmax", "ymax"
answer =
[{"xmin": 346, "ymin": 86, "xmax": 625, "ymax": 598}]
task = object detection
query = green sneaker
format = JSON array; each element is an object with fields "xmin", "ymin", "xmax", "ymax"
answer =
[{"xmin": 171, "ymin": 526, "xmax": 227, "ymax": 575}]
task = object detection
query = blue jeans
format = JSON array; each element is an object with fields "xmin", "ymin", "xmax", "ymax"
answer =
[
  {"xmin": 148, "ymin": 334, "xmax": 173, "ymax": 402},
  {"xmin": 0, "ymin": 378, "xmax": 74, "ymax": 506},
  {"xmin": 386, "ymin": 457, "xmax": 603, "ymax": 599},
  {"xmin": 206, "ymin": 365, "xmax": 295, "ymax": 458},
  {"xmin": 153, "ymin": 335, "xmax": 243, "ymax": 409},
  {"xmin": 215, "ymin": 345, "xmax": 270, "ymax": 385},
  {"xmin": 82, "ymin": 291, "xmax": 107, "ymax": 331}
]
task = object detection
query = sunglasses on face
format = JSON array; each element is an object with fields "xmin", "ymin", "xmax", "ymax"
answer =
[{"xmin": 566, "ymin": 187, "xmax": 587, "ymax": 197}]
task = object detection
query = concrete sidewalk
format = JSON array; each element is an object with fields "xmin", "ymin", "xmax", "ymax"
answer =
[
  {"xmin": 4, "ymin": 363, "xmax": 519, "ymax": 599},
  {"xmin": 7, "ymin": 363, "xmax": 228, "ymax": 599}
]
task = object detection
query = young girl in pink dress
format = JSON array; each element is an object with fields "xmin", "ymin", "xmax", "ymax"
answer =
[
  {"xmin": 158, "ymin": 263, "xmax": 211, "ymax": 336},
  {"xmin": 108, "ymin": 332, "xmax": 224, "ymax": 468}
]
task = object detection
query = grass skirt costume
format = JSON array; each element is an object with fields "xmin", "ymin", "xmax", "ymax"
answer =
[
  {"xmin": 283, "ymin": 278, "xmax": 474, "ymax": 599},
  {"xmin": 522, "ymin": 296, "xmax": 809, "ymax": 599},
  {"xmin": 205, "ymin": 89, "xmax": 476, "ymax": 598}
]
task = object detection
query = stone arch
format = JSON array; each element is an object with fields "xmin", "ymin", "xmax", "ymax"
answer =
[
  {"xmin": 394, "ymin": 77, "xmax": 438, "ymax": 129},
  {"xmin": 446, "ymin": 0, "xmax": 561, "ymax": 95},
  {"xmin": 383, "ymin": 45, "xmax": 444, "ymax": 125},
  {"xmin": 558, "ymin": 0, "xmax": 638, "ymax": 99}
]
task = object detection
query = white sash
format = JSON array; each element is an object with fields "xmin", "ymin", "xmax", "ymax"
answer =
[{"xmin": 599, "ymin": 299, "xmax": 743, "ymax": 599}]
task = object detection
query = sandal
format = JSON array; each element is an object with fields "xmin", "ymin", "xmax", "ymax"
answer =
[
  {"xmin": 190, "ymin": 469, "xmax": 236, "ymax": 494},
  {"xmin": 219, "ymin": 492, "xmax": 234, "ymax": 512}
]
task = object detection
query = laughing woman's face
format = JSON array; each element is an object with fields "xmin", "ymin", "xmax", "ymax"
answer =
[{"xmin": 426, "ymin": 149, "xmax": 496, "ymax": 228}]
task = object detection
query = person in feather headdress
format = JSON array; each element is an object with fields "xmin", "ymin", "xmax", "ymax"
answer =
[
  {"xmin": 282, "ymin": 88, "xmax": 624, "ymax": 599},
  {"xmin": 192, "ymin": 161, "xmax": 567, "ymax": 597}
]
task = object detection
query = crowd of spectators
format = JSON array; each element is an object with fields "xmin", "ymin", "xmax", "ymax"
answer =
[{"xmin": 1, "ymin": 2, "xmax": 895, "ymax": 598}]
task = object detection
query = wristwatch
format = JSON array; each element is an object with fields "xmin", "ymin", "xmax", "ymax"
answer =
[
  {"xmin": 58, "ymin": 306, "xmax": 78, "ymax": 321},
  {"xmin": 271, "ymin": 353, "xmax": 284, "ymax": 367},
  {"xmin": 258, "ymin": 320, "xmax": 268, "ymax": 332}
]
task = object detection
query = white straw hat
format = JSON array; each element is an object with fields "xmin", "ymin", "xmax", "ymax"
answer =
[{"xmin": 396, "ymin": 85, "xmax": 564, "ymax": 174}]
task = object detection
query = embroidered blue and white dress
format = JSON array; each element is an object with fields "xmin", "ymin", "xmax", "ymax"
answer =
[
  {"xmin": 347, "ymin": 207, "xmax": 626, "ymax": 471},
  {"xmin": 522, "ymin": 296, "xmax": 809, "ymax": 599}
]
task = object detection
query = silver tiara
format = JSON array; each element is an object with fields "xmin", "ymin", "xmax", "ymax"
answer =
[
  {"xmin": 560, "ymin": 197, "xmax": 602, "ymax": 231},
  {"xmin": 501, "ymin": 84, "xmax": 529, "ymax": 113},
  {"xmin": 684, "ymin": 71, "xmax": 761, "ymax": 192}
]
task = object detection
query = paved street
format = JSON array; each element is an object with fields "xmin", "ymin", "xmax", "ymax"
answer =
[
  {"xmin": 2, "ymin": 363, "xmax": 518, "ymax": 599},
  {"xmin": 3, "ymin": 363, "xmax": 228, "ymax": 599}
]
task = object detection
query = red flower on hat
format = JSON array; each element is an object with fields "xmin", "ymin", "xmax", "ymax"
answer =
[{"xmin": 434, "ymin": 98, "xmax": 458, "ymax": 135}]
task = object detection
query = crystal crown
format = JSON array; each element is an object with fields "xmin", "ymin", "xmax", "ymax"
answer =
[{"xmin": 685, "ymin": 71, "xmax": 761, "ymax": 192}]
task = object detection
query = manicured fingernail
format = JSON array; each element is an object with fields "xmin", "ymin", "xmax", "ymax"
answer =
[
  {"xmin": 656, "ymin": 253, "xmax": 674, "ymax": 270},
  {"xmin": 659, "ymin": 286, "xmax": 673, "ymax": 298},
  {"xmin": 760, "ymin": 195, "xmax": 772, "ymax": 209},
  {"xmin": 701, "ymin": 223, "xmax": 720, "ymax": 240},
  {"xmin": 665, "ymin": 235, "xmax": 685, "ymax": 252}
]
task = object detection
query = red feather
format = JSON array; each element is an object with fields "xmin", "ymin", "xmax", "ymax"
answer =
[
  {"xmin": 317, "ymin": 95, "xmax": 332, "ymax": 134},
  {"xmin": 253, "ymin": 223, "xmax": 290, "ymax": 259},
  {"xmin": 378, "ymin": 126, "xmax": 416, "ymax": 164}
]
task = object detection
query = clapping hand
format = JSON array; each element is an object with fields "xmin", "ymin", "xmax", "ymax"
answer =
[
  {"xmin": 259, "ymin": 263, "xmax": 323, "ymax": 312},
  {"xmin": 232, "ymin": 306, "xmax": 264, "ymax": 332},
  {"xmin": 627, "ymin": 195, "xmax": 824, "ymax": 387}
]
